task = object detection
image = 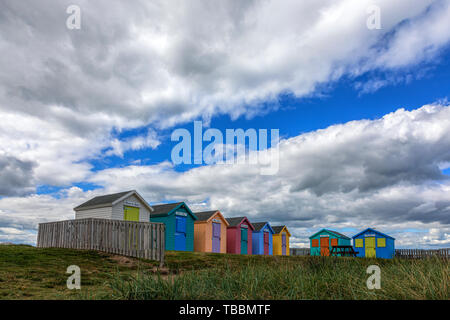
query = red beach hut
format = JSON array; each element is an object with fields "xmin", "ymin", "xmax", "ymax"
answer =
[{"xmin": 225, "ymin": 217, "xmax": 255, "ymax": 255}]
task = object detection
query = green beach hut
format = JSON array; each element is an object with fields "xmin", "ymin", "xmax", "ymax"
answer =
[{"xmin": 150, "ymin": 202, "xmax": 197, "ymax": 251}]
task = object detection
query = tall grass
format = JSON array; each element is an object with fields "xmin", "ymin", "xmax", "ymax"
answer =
[{"xmin": 109, "ymin": 256, "xmax": 449, "ymax": 300}]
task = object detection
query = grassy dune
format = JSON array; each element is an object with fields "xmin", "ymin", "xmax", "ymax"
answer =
[
  {"xmin": 112, "ymin": 251, "xmax": 449, "ymax": 300},
  {"xmin": 0, "ymin": 245, "xmax": 448, "ymax": 300}
]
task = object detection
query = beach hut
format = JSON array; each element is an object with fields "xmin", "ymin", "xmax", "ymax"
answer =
[
  {"xmin": 352, "ymin": 228, "xmax": 395, "ymax": 259},
  {"xmin": 193, "ymin": 210, "xmax": 229, "ymax": 253},
  {"xmin": 251, "ymin": 222, "xmax": 275, "ymax": 255},
  {"xmin": 309, "ymin": 229, "xmax": 351, "ymax": 256},
  {"xmin": 272, "ymin": 225, "xmax": 291, "ymax": 256},
  {"xmin": 225, "ymin": 217, "xmax": 255, "ymax": 255},
  {"xmin": 73, "ymin": 190, "xmax": 153, "ymax": 222},
  {"xmin": 150, "ymin": 202, "xmax": 197, "ymax": 251}
]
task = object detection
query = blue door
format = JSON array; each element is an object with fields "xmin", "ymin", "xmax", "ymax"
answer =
[{"xmin": 175, "ymin": 215, "xmax": 186, "ymax": 251}]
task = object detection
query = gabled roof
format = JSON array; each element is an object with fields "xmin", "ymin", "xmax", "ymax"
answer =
[
  {"xmin": 151, "ymin": 202, "xmax": 183, "ymax": 216},
  {"xmin": 195, "ymin": 211, "xmax": 218, "ymax": 221},
  {"xmin": 352, "ymin": 228, "xmax": 395, "ymax": 240},
  {"xmin": 252, "ymin": 221, "xmax": 275, "ymax": 234},
  {"xmin": 225, "ymin": 217, "xmax": 255, "ymax": 230},
  {"xmin": 309, "ymin": 228, "xmax": 351, "ymax": 240},
  {"xmin": 74, "ymin": 190, "xmax": 153, "ymax": 212},
  {"xmin": 150, "ymin": 202, "xmax": 197, "ymax": 220},
  {"xmin": 272, "ymin": 225, "xmax": 291, "ymax": 236},
  {"xmin": 194, "ymin": 210, "xmax": 230, "ymax": 226}
]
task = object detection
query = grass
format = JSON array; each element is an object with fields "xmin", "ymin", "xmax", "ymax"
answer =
[
  {"xmin": 0, "ymin": 244, "xmax": 156, "ymax": 299},
  {"xmin": 111, "ymin": 253, "xmax": 449, "ymax": 300},
  {"xmin": 1, "ymin": 245, "xmax": 448, "ymax": 300}
]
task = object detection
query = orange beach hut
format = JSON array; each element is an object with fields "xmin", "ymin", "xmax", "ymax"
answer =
[{"xmin": 193, "ymin": 210, "xmax": 229, "ymax": 253}]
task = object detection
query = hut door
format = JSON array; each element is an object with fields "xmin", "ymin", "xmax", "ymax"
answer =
[
  {"xmin": 175, "ymin": 215, "xmax": 187, "ymax": 251},
  {"xmin": 212, "ymin": 223, "xmax": 221, "ymax": 253},
  {"xmin": 240, "ymin": 227, "xmax": 248, "ymax": 254},
  {"xmin": 124, "ymin": 206, "xmax": 140, "ymax": 221},
  {"xmin": 320, "ymin": 237, "xmax": 330, "ymax": 256},
  {"xmin": 365, "ymin": 237, "xmax": 376, "ymax": 258},
  {"xmin": 263, "ymin": 232, "xmax": 269, "ymax": 255},
  {"xmin": 282, "ymin": 233, "xmax": 286, "ymax": 255}
]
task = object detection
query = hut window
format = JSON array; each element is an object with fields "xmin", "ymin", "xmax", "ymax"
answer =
[
  {"xmin": 377, "ymin": 238, "xmax": 386, "ymax": 247},
  {"xmin": 355, "ymin": 238, "xmax": 363, "ymax": 247},
  {"xmin": 311, "ymin": 239, "xmax": 319, "ymax": 247},
  {"xmin": 330, "ymin": 238, "xmax": 338, "ymax": 247}
]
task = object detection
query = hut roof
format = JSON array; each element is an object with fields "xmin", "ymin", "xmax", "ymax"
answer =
[
  {"xmin": 194, "ymin": 211, "xmax": 218, "ymax": 221},
  {"xmin": 193, "ymin": 210, "xmax": 230, "ymax": 226},
  {"xmin": 225, "ymin": 217, "xmax": 255, "ymax": 230},
  {"xmin": 309, "ymin": 228, "xmax": 351, "ymax": 240},
  {"xmin": 272, "ymin": 225, "xmax": 291, "ymax": 236},
  {"xmin": 352, "ymin": 228, "xmax": 395, "ymax": 240},
  {"xmin": 74, "ymin": 190, "xmax": 153, "ymax": 212},
  {"xmin": 150, "ymin": 202, "xmax": 198, "ymax": 220},
  {"xmin": 251, "ymin": 222, "xmax": 275, "ymax": 233}
]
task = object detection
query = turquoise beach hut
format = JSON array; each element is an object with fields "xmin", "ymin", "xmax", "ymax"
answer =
[
  {"xmin": 150, "ymin": 202, "xmax": 197, "ymax": 251},
  {"xmin": 309, "ymin": 229, "xmax": 351, "ymax": 256}
]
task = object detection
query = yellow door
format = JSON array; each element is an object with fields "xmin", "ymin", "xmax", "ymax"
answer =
[
  {"xmin": 124, "ymin": 206, "xmax": 140, "ymax": 249},
  {"xmin": 124, "ymin": 206, "xmax": 140, "ymax": 221},
  {"xmin": 365, "ymin": 237, "xmax": 376, "ymax": 258}
]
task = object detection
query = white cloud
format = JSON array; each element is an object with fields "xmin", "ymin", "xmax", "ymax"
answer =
[
  {"xmin": 106, "ymin": 129, "xmax": 161, "ymax": 157},
  {"xmin": 4, "ymin": 104, "xmax": 448, "ymax": 246},
  {"xmin": 0, "ymin": 0, "xmax": 449, "ymax": 194},
  {"xmin": 1, "ymin": 1, "xmax": 450, "ymax": 247}
]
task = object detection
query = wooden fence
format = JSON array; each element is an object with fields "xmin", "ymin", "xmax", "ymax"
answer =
[
  {"xmin": 290, "ymin": 248, "xmax": 310, "ymax": 256},
  {"xmin": 37, "ymin": 218, "xmax": 165, "ymax": 265},
  {"xmin": 395, "ymin": 248, "xmax": 449, "ymax": 259}
]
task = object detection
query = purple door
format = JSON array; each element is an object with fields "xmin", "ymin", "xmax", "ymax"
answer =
[
  {"xmin": 212, "ymin": 223, "xmax": 221, "ymax": 253},
  {"xmin": 282, "ymin": 233, "xmax": 286, "ymax": 255}
]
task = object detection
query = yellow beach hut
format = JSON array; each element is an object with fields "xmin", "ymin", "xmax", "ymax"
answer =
[{"xmin": 272, "ymin": 225, "xmax": 290, "ymax": 255}]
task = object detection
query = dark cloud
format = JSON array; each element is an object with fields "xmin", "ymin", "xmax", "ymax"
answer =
[{"xmin": 0, "ymin": 156, "xmax": 36, "ymax": 196}]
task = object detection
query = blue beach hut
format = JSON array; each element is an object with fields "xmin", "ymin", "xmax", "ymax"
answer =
[
  {"xmin": 251, "ymin": 222, "xmax": 275, "ymax": 255},
  {"xmin": 352, "ymin": 228, "xmax": 395, "ymax": 259}
]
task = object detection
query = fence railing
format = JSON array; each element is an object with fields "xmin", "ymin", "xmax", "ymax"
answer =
[
  {"xmin": 290, "ymin": 248, "xmax": 310, "ymax": 256},
  {"xmin": 37, "ymin": 218, "xmax": 165, "ymax": 265},
  {"xmin": 395, "ymin": 248, "xmax": 449, "ymax": 259}
]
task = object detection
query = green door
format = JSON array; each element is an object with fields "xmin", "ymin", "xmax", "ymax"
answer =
[
  {"xmin": 240, "ymin": 227, "xmax": 248, "ymax": 254},
  {"xmin": 124, "ymin": 206, "xmax": 140, "ymax": 221},
  {"xmin": 365, "ymin": 237, "xmax": 376, "ymax": 258}
]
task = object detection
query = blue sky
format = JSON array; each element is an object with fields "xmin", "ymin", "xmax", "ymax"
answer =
[
  {"xmin": 1, "ymin": 0, "xmax": 450, "ymax": 248},
  {"xmin": 54, "ymin": 46, "xmax": 450, "ymax": 183}
]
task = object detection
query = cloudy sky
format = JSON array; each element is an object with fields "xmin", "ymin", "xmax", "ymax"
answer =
[{"xmin": 0, "ymin": 0, "xmax": 449, "ymax": 248}]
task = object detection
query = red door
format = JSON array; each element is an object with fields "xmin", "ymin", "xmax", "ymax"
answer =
[
  {"xmin": 263, "ymin": 232, "xmax": 269, "ymax": 255},
  {"xmin": 320, "ymin": 237, "xmax": 329, "ymax": 256}
]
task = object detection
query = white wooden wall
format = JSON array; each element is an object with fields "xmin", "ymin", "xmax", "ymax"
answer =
[
  {"xmin": 75, "ymin": 206, "xmax": 112, "ymax": 220},
  {"xmin": 112, "ymin": 194, "xmax": 151, "ymax": 222}
]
